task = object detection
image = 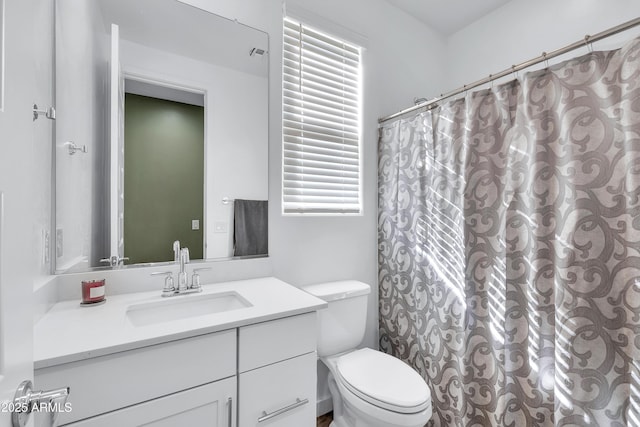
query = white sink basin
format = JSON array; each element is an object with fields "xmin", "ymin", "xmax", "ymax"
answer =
[{"xmin": 126, "ymin": 291, "xmax": 252, "ymax": 327}]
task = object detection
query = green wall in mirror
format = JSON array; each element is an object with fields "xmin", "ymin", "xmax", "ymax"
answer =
[{"xmin": 124, "ymin": 94, "xmax": 204, "ymax": 263}]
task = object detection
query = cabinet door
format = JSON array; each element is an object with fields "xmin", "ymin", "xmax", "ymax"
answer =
[
  {"xmin": 239, "ymin": 352, "xmax": 316, "ymax": 427},
  {"xmin": 66, "ymin": 377, "xmax": 236, "ymax": 427}
]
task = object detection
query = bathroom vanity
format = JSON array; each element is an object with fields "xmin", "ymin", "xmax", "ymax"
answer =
[{"xmin": 34, "ymin": 277, "xmax": 326, "ymax": 426}]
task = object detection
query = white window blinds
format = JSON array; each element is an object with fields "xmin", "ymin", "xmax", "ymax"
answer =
[{"xmin": 282, "ymin": 17, "xmax": 362, "ymax": 215}]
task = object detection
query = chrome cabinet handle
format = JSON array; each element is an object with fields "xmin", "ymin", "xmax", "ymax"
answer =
[
  {"xmin": 257, "ymin": 398, "xmax": 309, "ymax": 423},
  {"xmin": 227, "ymin": 397, "xmax": 233, "ymax": 427}
]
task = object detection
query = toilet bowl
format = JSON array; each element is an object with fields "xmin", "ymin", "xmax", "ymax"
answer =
[
  {"xmin": 324, "ymin": 348, "xmax": 432, "ymax": 427},
  {"xmin": 303, "ymin": 281, "xmax": 432, "ymax": 427}
]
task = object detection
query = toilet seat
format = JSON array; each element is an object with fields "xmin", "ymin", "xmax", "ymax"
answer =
[{"xmin": 334, "ymin": 348, "xmax": 431, "ymax": 414}]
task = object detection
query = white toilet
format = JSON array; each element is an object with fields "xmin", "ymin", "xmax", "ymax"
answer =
[{"xmin": 304, "ymin": 281, "xmax": 432, "ymax": 427}]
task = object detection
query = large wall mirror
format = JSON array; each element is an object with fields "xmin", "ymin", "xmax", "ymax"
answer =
[{"xmin": 54, "ymin": 0, "xmax": 269, "ymax": 273}]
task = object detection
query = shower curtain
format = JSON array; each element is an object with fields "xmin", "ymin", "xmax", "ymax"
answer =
[{"xmin": 378, "ymin": 38, "xmax": 640, "ymax": 426}]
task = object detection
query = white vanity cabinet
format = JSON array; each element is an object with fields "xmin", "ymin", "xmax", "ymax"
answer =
[{"xmin": 34, "ymin": 312, "xmax": 318, "ymax": 427}]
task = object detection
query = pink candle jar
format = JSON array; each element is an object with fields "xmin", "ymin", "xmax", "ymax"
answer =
[{"xmin": 81, "ymin": 279, "xmax": 106, "ymax": 305}]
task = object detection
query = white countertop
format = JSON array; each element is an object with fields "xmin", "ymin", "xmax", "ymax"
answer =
[{"xmin": 34, "ymin": 277, "xmax": 327, "ymax": 369}]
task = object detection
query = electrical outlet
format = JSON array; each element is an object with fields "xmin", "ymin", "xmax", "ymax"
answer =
[
  {"xmin": 214, "ymin": 221, "xmax": 228, "ymax": 233},
  {"xmin": 56, "ymin": 228, "xmax": 63, "ymax": 258},
  {"xmin": 42, "ymin": 229, "xmax": 50, "ymax": 265}
]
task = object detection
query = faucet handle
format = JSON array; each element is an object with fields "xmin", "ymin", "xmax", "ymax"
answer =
[
  {"xmin": 181, "ymin": 247, "xmax": 190, "ymax": 264},
  {"xmin": 172, "ymin": 240, "xmax": 181, "ymax": 262},
  {"xmin": 151, "ymin": 271, "xmax": 175, "ymax": 297},
  {"xmin": 191, "ymin": 267, "xmax": 211, "ymax": 291}
]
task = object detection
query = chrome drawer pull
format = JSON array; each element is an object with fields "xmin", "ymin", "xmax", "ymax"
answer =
[{"xmin": 257, "ymin": 398, "xmax": 309, "ymax": 423}]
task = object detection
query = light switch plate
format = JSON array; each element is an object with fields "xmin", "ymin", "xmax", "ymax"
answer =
[
  {"xmin": 214, "ymin": 221, "xmax": 228, "ymax": 233},
  {"xmin": 191, "ymin": 219, "xmax": 200, "ymax": 230}
]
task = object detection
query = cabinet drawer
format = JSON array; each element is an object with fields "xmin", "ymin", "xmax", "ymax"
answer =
[
  {"xmin": 238, "ymin": 352, "xmax": 316, "ymax": 427},
  {"xmin": 65, "ymin": 377, "xmax": 236, "ymax": 427},
  {"xmin": 239, "ymin": 313, "xmax": 316, "ymax": 372},
  {"xmin": 36, "ymin": 330, "xmax": 236, "ymax": 425}
]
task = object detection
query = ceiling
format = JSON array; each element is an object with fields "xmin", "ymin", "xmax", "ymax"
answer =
[{"xmin": 385, "ymin": 0, "xmax": 513, "ymax": 36}]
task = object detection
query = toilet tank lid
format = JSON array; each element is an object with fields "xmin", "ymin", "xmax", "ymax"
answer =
[{"xmin": 302, "ymin": 281, "xmax": 370, "ymax": 302}]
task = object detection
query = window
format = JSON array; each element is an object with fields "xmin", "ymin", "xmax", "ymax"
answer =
[{"xmin": 282, "ymin": 17, "xmax": 362, "ymax": 215}]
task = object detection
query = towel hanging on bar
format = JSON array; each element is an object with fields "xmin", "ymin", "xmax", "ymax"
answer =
[{"xmin": 233, "ymin": 199, "xmax": 268, "ymax": 257}]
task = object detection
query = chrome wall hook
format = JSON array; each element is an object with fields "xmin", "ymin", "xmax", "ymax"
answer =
[
  {"xmin": 33, "ymin": 104, "xmax": 56, "ymax": 121},
  {"xmin": 249, "ymin": 47, "xmax": 266, "ymax": 57},
  {"xmin": 64, "ymin": 141, "xmax": 88, "ymax": 155}
]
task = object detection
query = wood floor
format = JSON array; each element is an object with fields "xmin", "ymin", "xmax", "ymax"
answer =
[{"xmin": 317, "ymin": 412, "xmax": 333, "ymax": 427}]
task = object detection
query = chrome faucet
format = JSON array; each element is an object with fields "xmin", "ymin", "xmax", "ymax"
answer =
[{"xmin": 152, "ymin": 245, "xmax": 204, "ymax": 297}]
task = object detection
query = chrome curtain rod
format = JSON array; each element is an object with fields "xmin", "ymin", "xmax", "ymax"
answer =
[{"xmin": 379, "ymin": 16, "xmax": 640, "ymax": 124}]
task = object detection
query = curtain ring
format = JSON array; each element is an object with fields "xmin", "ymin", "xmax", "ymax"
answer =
[
  {"xmin": 542, "ymin": 51, "xmax": 549, "ymax": 69},
  {"xmin": 584, "ymin": 34, "xmax": 593, "ymax": 52},
  {"xmin": 511, "ymin": 65, "xmax": 518, "ymax": 80},
  {"xmin": 489, "ymin": 74, "xmax": 494, "ymax": 89}
]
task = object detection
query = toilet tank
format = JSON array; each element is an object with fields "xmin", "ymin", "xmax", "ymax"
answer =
[{"xmin": 303, "ymin": 281, "xmax": 371, "ymax": 357}]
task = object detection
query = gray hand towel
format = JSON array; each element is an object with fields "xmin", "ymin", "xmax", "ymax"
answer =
[{"xmin": 233, "ymin": 199, "xmax": 268, "ymax": 256}]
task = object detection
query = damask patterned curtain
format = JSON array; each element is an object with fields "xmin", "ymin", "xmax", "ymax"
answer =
[{"xmin": 378, "ymin": 38, "xmax": 640, "ymax": 426}]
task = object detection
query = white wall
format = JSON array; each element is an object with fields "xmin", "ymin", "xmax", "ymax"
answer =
[
  {"xmin": 119, "ymin": 40, "xmax": 269, "ymax": 259},
  {"xmin": 444, "ymin": 0, "xmax": 640, "ymax": 90}
]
